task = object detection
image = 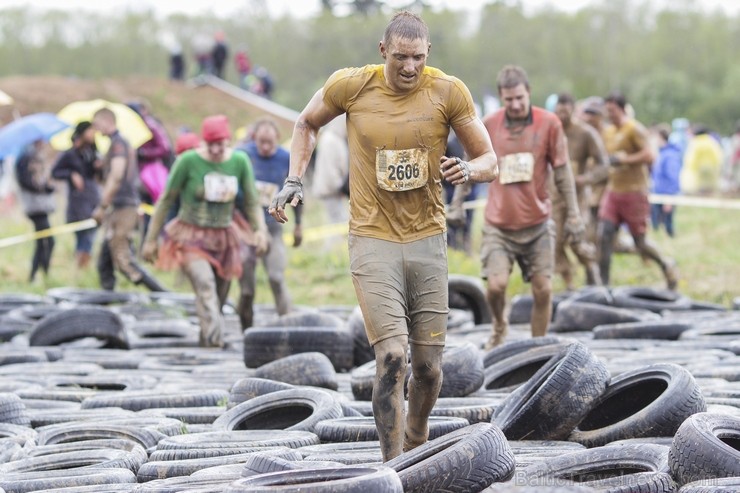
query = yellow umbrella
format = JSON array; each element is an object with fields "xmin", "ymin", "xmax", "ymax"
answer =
[{"xmin": 51, "ymin": 99, "xmax": 152, "ymax": 153}]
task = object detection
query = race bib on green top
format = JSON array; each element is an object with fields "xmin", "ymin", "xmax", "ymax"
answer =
[
  {"xmin": 204, "ymin": 173, "xmax": 238, "ymax": 203},
  {"xmin": 254, "ymin": 180, "xmax": 279, "ymax": 208},
  {"xmin": 499, "ymin": 152, "xmax": 535, "ymax": 185},
  {"xmin": 376, "ymin": 148, "xmax": 428, "ymax": 192}
]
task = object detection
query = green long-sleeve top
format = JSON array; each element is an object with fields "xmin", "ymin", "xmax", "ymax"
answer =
[{"xmin": 146, "ymin": 149, "xmax": 262, "ymax": 240}]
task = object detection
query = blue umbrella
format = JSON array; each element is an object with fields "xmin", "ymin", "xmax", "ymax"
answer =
[{"xmin": 0, "ymin": 112, "xmax": 70, "ymax": 158}]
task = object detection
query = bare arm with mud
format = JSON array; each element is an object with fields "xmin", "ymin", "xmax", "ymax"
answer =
[
  {"xmin": 441, "ymin": 118, "xmax": 498, "ymax": 185},
  {"xmin": 269, "ymin": 89, "xmax": 342, "ymax": 224},
  {"xmin": 445, "ymin": 118, "xmax": 498, "ymax": 222}
]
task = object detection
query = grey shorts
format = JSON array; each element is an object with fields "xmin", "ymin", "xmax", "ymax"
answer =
[
  {"xmin": 349, "ymin": 233, "xmax": 448, "ymax": 347},
  {"xmin": 480, "ymin": 220, "xmax": 555, "ymax": 282}
]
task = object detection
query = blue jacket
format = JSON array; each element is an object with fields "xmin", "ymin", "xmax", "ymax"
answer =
[{"xmin": 651, "ymin": 142, "xmax": 682, "ymax": 195}]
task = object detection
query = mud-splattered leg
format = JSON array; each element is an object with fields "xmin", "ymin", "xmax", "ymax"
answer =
[
  {"xmin": 405, "ymin": 343, "xmax": 443, "ymax": 452},
  {"xmin": 372, "ymin": 335, "xmax": 408, "ymax": 462}
]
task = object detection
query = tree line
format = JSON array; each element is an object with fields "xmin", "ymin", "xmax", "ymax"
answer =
[{"xmin": 1, "ymin": 0, "xmax": 738, "ymax": 133}]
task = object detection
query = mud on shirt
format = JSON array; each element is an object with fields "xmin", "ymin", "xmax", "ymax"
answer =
[
  {"xmin": 322, "ymin": 65, "xmax": 477, "ymax": 243},
  {"xmin": 483, "ymin": 107, "xmax": 569, "ymax": 231}
]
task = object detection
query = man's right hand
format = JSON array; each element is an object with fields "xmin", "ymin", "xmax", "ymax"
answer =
[
  {"xmin": 141, "ymin": 240, "xmax": 158, "ymax": 263},
  {"xmin": 446, "ymin": 204, "xmax": 466, "ymax": 228},
  {"xmin": 268, "ymin": 176, "xmax": 304, "ymax": 224},
  {"xmin": 71, "ymin": 172, "xmax": 84, "ymax": 191}
]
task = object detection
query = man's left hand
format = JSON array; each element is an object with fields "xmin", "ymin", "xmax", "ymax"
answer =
[
  {"xmin": 255, "ymin": 229, "xmax": 270, "ymax": 256},
  {"xmin": 91, "ymin": 205, "xmax": 106, "ymax": 225},
  {"xmin": 565, "ymin": 215, "xmax": 585, "ymax": 242},
  {"xmin": 293, "ymin": 224, "xmax": 303, "ymax": 247},
  {"xmin": 440, "ymin": 156, "xmax": 471, "ymax": 185}
]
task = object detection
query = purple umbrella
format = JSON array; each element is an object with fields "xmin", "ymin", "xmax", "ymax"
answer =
[{"xmin": 0, "ymin": 112, "xmax": 70, "ymax": 158}]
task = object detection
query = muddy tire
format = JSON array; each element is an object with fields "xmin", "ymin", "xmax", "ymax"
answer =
[
  {"xmin": 348, "ymin": 306, "xmax": 375, "ymax": 367},
  {"xmin": 156, "ymin": 430, "xmax": 319, "ymax": 451},
  {"xmin": 550, "ymin": 301, "xmax": 659, "ymax": 332},
  {"xmin": 299, "ymin": 441, "xmax": 382, "ymax": 465},
  {"xmin": 79, "ymin": 389, "xmax": 227, "ymax": 412},
  {"xmin": 0, "ymin": 392, "xmax": 30, "ymax": 426},
  {"xmin": 492, "ymin": 341, "xmax": 610, "ymax": 440},
  {"xmin": 611, "ymin": 286, "xmax": 692, "ymax": 313},
  {"xmin": 212, "ymin": 388, "xmax": 343, "ymax": 432},
  {"xmin": 0, "ymin": 446, "xmax": 148, "ymax": 474},
  {"xmin": 228, "ymin": 378, "xmax": 295, "ymax": 409},
  {"xmin": 386, "ymin": 422, "xmax": 515, "ymax": 493},
  {"xmin": 438, "ymin": 343, "xmax": 485, "ymax": 397},
  {"xmin": 668, "ymin": 412, "xmax": 740, "ymax": 485},
  {"xmin": 0, "ymin": 468, "xmax": 136, "ymax": 493},
  {"xmin": 482, "ymin": 343, "xmax": 568, "ymax": 393},
  {"xmin": 254, "ymin": 352, "xmax": 338, "ymax": 391},
  {"xmin": 593, "ymin": 320, "xmax": 694, "ymax": 340},
  {"xmin": 678, "ymin": 477, "xmax": 740, "ymax": 492},
  {"xmin": 29, "ymin": 307, "xmax": 129, "ymax": 349},
  {"xmin": 518, "ymin": 443, "xmax": 671, "ymax": 489},
  {"xmin": 243, "ymin": 326, "xmax": 354, "ymax": 371},
  {"xmin": 482, "ymin": 336, "xmax": 568, "ymax": 368},
  {"xmin": 225, "ymin": 466, "xmax": 404, "ymax": 493},
  {"xmin": 314, "ymin": 416, "xmax": 469, "ymax": 443},
  {"xmin": 448, "ymin": 274, "xmax": 492, "ymax": 325},
  {"xmin": 570, "ymin": 363, "xmax": 706, "ymax": 447}
]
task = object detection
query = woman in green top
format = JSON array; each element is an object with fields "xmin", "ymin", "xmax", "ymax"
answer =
[{"xmin": 142, "ymin": 115, "xmax": 268, "ymax": 347}]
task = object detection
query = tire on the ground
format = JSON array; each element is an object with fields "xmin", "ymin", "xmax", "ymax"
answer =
[
  {"xmin": 492, "ymin": 341, "xmax": 610, "ymax": 440},
  {"xmin": 29, "ymin": 307, "xmax": 129, "ymax": 349},
  {"xmin": 80, "ymin": 389, "xmax": 228, "ymax": 412},
  {"xmin": 518, "ymin": 443, "xmax": 671, "ymax": 490},
  {"xmin": 228, "ymin": 378, "xmax": 295, "ymax": 409},
  {"xmin": 348, "ymin": 306, "xmax": 375, "ymax": 367},
  {"xmin": 482, "ymin": 343, "xmax": 569, "ymax": 393},
  {"xmin": 0, "ymin": 468, "xmax": 136, "ymax": 493},
  {"xmin": 386, "ymin": 422, "xmax": 515, "ymax": 493},
  {"xmin": 437, "ymin": 342, "xmax": 484, "ymax": 397},
  {"xmin": 254, "ymin": 352, "xmax": 338, "ymax": 391},
  {"xmin": 668, "ymin": 412, "xmax": 740, "ymax": 485},
  {"xmin": 482, "ymin": 336, "xmax": 568, "ymax": 368},
  {"xmin": 550, "ymin": 300, "xmax": 659, "ymax": 332},
  {"xmin": 225, "ymin": 466, "xmax": 403, "ymax": 492},
  {"xmin": 314, "ymin": 416, "xmax": 469, "ymax": 443},
  {"xmin": 212, "ymin": 388, "xmax": 343, "ymax": 433},
  {"xmin": 611, "ymin": 286, "xmax": 692, "ymax": 313},
  {"xmin": 243, "ymin": 326, "xmax": 354, "ymax": 371},
  {"xmin": 448, "ymin": 274, "xmax": 492, "ymax": 325},
  {"xmin": 593, "ymin": 320, "xmax": 694, "ymax": 340},
  {"xmin": 570, "ymin": 363, "xmax": 706, "ymax": 447}
]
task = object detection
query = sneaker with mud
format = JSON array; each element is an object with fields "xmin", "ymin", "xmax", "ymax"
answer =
[
  {"xmin": 484, "ymin": 322, "xmax": 509, "ymax": 350},
  {"xmin": 664, "ymin": 260, "xmax": 679, "ymax": 291}
]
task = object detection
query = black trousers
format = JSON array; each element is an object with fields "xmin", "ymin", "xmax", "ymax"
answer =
[{"xmin": 28, "ymin": 213, "xmax": 54, "ymax": 281}]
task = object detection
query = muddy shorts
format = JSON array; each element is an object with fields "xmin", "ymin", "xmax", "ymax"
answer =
[
  {"xmin": 349, "ymin": 233, "xmax": 448, "ymax": 347},
  {"xmin": 598, "ymin": 189, "xmax": 649, "ymax": 236},
  {"xmin": 480, "ymin": 220, "xmax": 554, "ymax": 282}
]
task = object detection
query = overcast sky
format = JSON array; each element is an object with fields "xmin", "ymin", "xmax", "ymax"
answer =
[{"xmin": 1, "ymin": 0, "xmax": 738, "ymax": 17}]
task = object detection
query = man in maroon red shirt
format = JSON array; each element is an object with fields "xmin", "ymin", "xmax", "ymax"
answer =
[{"xmin": 478, "ymin": 66, "xmax": 583, "ymax": 348}]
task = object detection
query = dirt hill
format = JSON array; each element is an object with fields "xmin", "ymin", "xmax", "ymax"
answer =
[{"xmin": 0, "ymin": 75, "xmax": 297, "ymax": 140}]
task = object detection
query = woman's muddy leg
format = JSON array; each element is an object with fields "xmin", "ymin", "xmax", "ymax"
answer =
[
  {"xmin": 405, "ymin": 343, "xmax": 443, "ymax": 452},
  {"xmin": 372, "ymin": 335, "xmax": 408, "ymax": 462}
]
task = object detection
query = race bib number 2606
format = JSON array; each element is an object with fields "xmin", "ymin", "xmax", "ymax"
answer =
[{"xmin": 375, "ymin": 148, "xmax": 428, "ymax": 192}]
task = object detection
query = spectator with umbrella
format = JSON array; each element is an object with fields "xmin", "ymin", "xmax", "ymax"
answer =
[
  {"xmin": 15, "ymin": 139, "xmax": 56, "ymax": 283},
  {"xmin": 51, "ymin": 121, "xmax": 101, "ymax": 269}
]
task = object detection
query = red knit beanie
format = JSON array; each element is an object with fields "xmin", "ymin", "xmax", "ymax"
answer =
[
  {"xmin": 175, "ymin": 132, "xmax": 201, "ymax": 154},
  {"xmin": 201, "ymin": 115, "xmax": 231, "ymax": 143}
]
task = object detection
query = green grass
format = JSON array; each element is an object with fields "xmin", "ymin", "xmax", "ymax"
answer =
[{"xmin": 0, "ymin": 194, "xmax": 738, "ymax": 308}]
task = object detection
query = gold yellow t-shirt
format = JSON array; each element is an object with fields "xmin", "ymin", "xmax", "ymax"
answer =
[
  {"xmin": 322, "ymin": 65, "xmax": 476, "ymax": 243},
  {"xmin": 603, "ymin": 118, "xmax": 650, "ymax": 193}
]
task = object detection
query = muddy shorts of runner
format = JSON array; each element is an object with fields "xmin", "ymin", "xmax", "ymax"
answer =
[{"xmin": 349, "ymin": 233, "xmax": 448, "ymax": 346}]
